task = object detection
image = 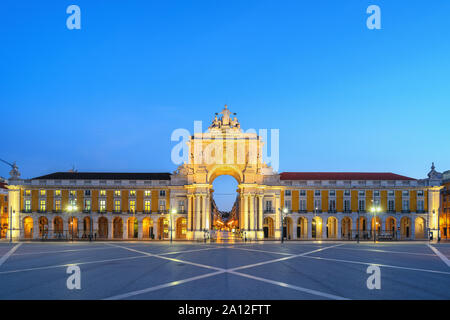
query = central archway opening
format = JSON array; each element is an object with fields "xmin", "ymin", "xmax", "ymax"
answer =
[{"xmin": 211, "ymin": 175, "xmax": 239, "ymax": 231}]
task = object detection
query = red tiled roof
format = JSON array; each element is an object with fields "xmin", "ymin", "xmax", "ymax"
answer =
[{"xmin": 280, "ymin": 172, "xmax": 416, "ymax": 181}]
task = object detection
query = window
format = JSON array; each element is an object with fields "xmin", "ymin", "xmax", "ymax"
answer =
[
  {"xmin": 69, "ymin": 190, "xmax": 76, "ymax": 197},
  {"xmin": 100, "ymin": 190, "xmax": 106, "ymax": 197},
  {"xmin": 84, "ymin": 190, "xmax": 91, "ymax": 196},
  {"xmin": 284, "ymin": 200, "xmax": 291, "ymax": 210},
  {"xmin": 55, "ymin": 200, "xmax": 61, "ymax": 211},
  {"xmin": 40, "ymin": 189, "xmax": 46, "ymax": 196},
  {"xmin": 114, "ymin": 190, "xmax": 121, "ymax": 197},
  {"xmin": 329, "ymin": 199, "xmax": 336, "ymax": 211},
  {"xmin": 314, "ymin": 199, "xmax": 321, "ymax": 211},
  {"xmin": 373, "ymin": 199, "xmax": 380, "ymax": 207},
  {"xmin": 25, "ymin": 199, "xmax": 31, "ymax": 212},
  {"xmin": 314, "ymin": 190, "xmax": 321, "ymax": 197},
  {"xmin": 39, "ymin": 200, "xmax": 46, "ymax": 212},
  {"xmin": 344, "ymin": 199, "xmax": 351, "ymax": 212},
  {"xmin": 329, "ymin": 190, "xmax": 336, "ymax": 197},
  {"xmin": 374, "ymin": 190, "xmax": 380, "ymax": 197},
  {"xmin": 159, "ymin": 190, "xmax": 166, "ymax": 197},
  {"xmin": 69, "ymin": 198, "xmax": 76, "ymax": 207},
  {"xmin": 129, "ymin": 200, "xmax": 136, "ymax": 212},
  {"xmin": 55, "ymin": 190, "xmax": 61, "ymax": 197},
  {"xmin": 358, "ymin": 199, "xmax": 365, "ymax": 211},
  {"xmin": 99, "ymin": 200, "xmax": 106, "ymax": 212},
  {"xmin": 344, "ymin": 190, "xmax": 351, "ymax": 196},
  {"xmin": 388, "ymin": 199, "xmax": 395, "ymax": 211},
  {"xmin": 402, "ymin": 190, "xmax": 409, "ymax": 197},
  {"xmin": 84, "ymin": 199, "xmax": 91, "ymax": 211},
  {"xmin": 144, "ymin": 200, "xmax": 151, "ymax": 212},
  {"xmin": 265, "ymin": 201, "xmax": 272, "ymax": 211},
  {"xmin": 358, "ymin": 190, "xmax": 365, "ymax": 197},
  {"xmin": 114, "ymin": 200, "xmax": 121, "ymax": 212},
  {"xmin": 159, "ymin": 200, "xmax": 166, "ymax": 212},
  {"xmin": 300, "ymin": 190, "xmax": 306, "ymax": 197},
  {"xmin": 299, "ymin": 199, "xmax": 307, "ymax": 211},
  {"xmin": 24, "ymin": 190, "xmax": 31, "ymax": 196},
  {"xmin": 402, "ymin": 200, "xmax": 410, "ymax": 211},
  {"xmin": 144, "ymin": 190, "xmax": 151, "ymax": 197},
  {"xmin": 417, "ymin": 190, "xmax": 424, "ymax": 197},
  {"xmin": 417, "ymin": 200, "xmax": 424, "ymax": 211},
  {"xmin": 285, "ymin": 190, "xmax": 291, "ymax": 196},
  {"xmin": 388, "ymin": 190, "xmax": 395, "ymax": 197},
  {"xmin": 178, "ymin": 200, "xmax": 185, "ymax": 212},
  {"xmin": 129, "ymin": 190, "xmax": 136, "ymax": 197}
]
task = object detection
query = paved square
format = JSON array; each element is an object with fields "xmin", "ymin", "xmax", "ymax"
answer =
[{"xmin": 0, "ymin": 241, "xmax": 449, "ymax": 300}]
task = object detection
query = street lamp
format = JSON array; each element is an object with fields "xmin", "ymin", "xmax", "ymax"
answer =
[
  {"xmin": 278, "ymin": 207, "xmax": 288, "ymax": 243},
  {"xmin": 370, "ymin": 205, "xmax": 381, "ymax": 243},
  {"xmin": 170, "ymin": 208, "xmax": 177, "ymax": 244},
  {"xmin": 67, "ymin": 205, "xmax": 77, "ymax": 241}
]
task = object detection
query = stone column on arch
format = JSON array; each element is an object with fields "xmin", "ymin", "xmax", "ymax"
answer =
[{"xmin": 195, "ymin": 194, "xmax": 201, "ymax": 232}]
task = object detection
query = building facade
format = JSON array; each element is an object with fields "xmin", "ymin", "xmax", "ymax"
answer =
[
  {"xmin": 441, "ymin": 170, "xmax": 450, "ymax": 240},
  {"xmin": 5, "ymin": 106, "xmax": 444, "ymax": 241},
  {"xmin": 0, "ymin": 180, "xmax": 8, "ymax": 239}
]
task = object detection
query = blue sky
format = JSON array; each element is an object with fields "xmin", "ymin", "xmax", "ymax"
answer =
[{"xmin": 1, "ymin": 1, "xmax": 449, "ymax": 210}]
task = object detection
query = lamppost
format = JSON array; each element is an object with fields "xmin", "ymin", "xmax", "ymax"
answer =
[
  {"xmin": 370, "ymin": 205, "xmax": 381, "ymax": 243},
  {"xmin": 278, "ymin": 207, "xmax": 288, "ymax": 243},
  {"xmin": 67, "ymin": 205, "xmax": 77, "ymax": 241},
  {"xmin": 170, "ymin": 208, "xmax": 177, "ymax": 244}
]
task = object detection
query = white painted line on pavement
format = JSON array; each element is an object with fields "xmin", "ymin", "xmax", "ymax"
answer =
[
  {"xmin": 297, "ymin": 254, "xmax": 450, "ymax": 275},
  {"xmin": 428, "ymin": 244, "xmax": 450, "ymax": 268},
  {"xmin": 230, "ymin": 244, "xmax": 344, "ymax": 271},
  {"xmin": 229, "ymin": 270, "xmax": 349, "ymax": 300},
  {"xmin": 104, "ymin": 271, "xmax": 225, "ymax": 300},
  {"xmin": 0, "ymin": 243, "xmax": 22, "ymax": 268}
]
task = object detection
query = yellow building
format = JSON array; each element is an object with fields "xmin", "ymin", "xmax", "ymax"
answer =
[{"xmin": 5, "ymin": 106, "xmax": 443, "ymax": 241}]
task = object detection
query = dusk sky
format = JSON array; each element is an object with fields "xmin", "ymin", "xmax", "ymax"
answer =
[{"xmin": 1, "ymin": 1, "xmax": 449, "ymax": 210}]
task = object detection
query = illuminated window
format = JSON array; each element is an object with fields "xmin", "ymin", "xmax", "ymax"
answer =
[
  {"xmin": 144, "ymin": 190, "xmax": 151, "ymax": 197},
  {"xmin": 144, "ymin": 200, "xmax": 151, "ymax": 212},
  {"xmin": 84, "ymin": 199, "xmax": 91, "ymax": 211},
  {"xmin": 70, "ymin": 190, "xmax": 76, "ymax": 197},
  {"xmin": 55, "ymin": 200, "xmax": 61, "ymax": 211},
  {"xmin": 159, "ymin": 200, "xmax": 165, "ymax": 212},
  {"xmin": 99, "ymin": 200, "xmax": 106, "ymax": 212},
  {"xmin": 114, "ymin": 200, "xmax": 121, "ymax": 212},
  {"xmin": 55, "ymin": 190, "xmax": 61, "ymax": 197},
  {"xmin": 24, "ymin": 190, "xmax": 31, "ymax": 196},
  {"xmin": 100, "ymin": 190, "xmax": 106, "ymax": 197},
  {"xmin": 129, "ymin": 190, "xmax": 136, "ymax": 197},
  {"xmin": 129, "ymin": 200, "xmax": 136, "ymax": 212},
  {"xmin": 114, "ymin": 190, "xmax": 121, "ymax": 197},
  {"xmin": 24, "ymin": 200, "xmax": 31, "ymax": 212},
  {"xmin": 69, "ymin": 198, "xmax": 77, "ymax": 207},
  {"xmin": 39, "ymin": 200, "xmax": 46, "ymax": 212},
  {"xmin": 40, "ymin": 190, "xmax": 46, "ymax": 196}
]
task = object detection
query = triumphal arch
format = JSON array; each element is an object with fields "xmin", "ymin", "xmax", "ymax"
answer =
[{"xmin": 171, "ymin": 105, "xmax": 282, "ymax": 240}]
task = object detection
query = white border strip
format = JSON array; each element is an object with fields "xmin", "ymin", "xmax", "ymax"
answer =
[{"xmin": 0, "ymin": 243, "xmax": 22, "ymax": 268}]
